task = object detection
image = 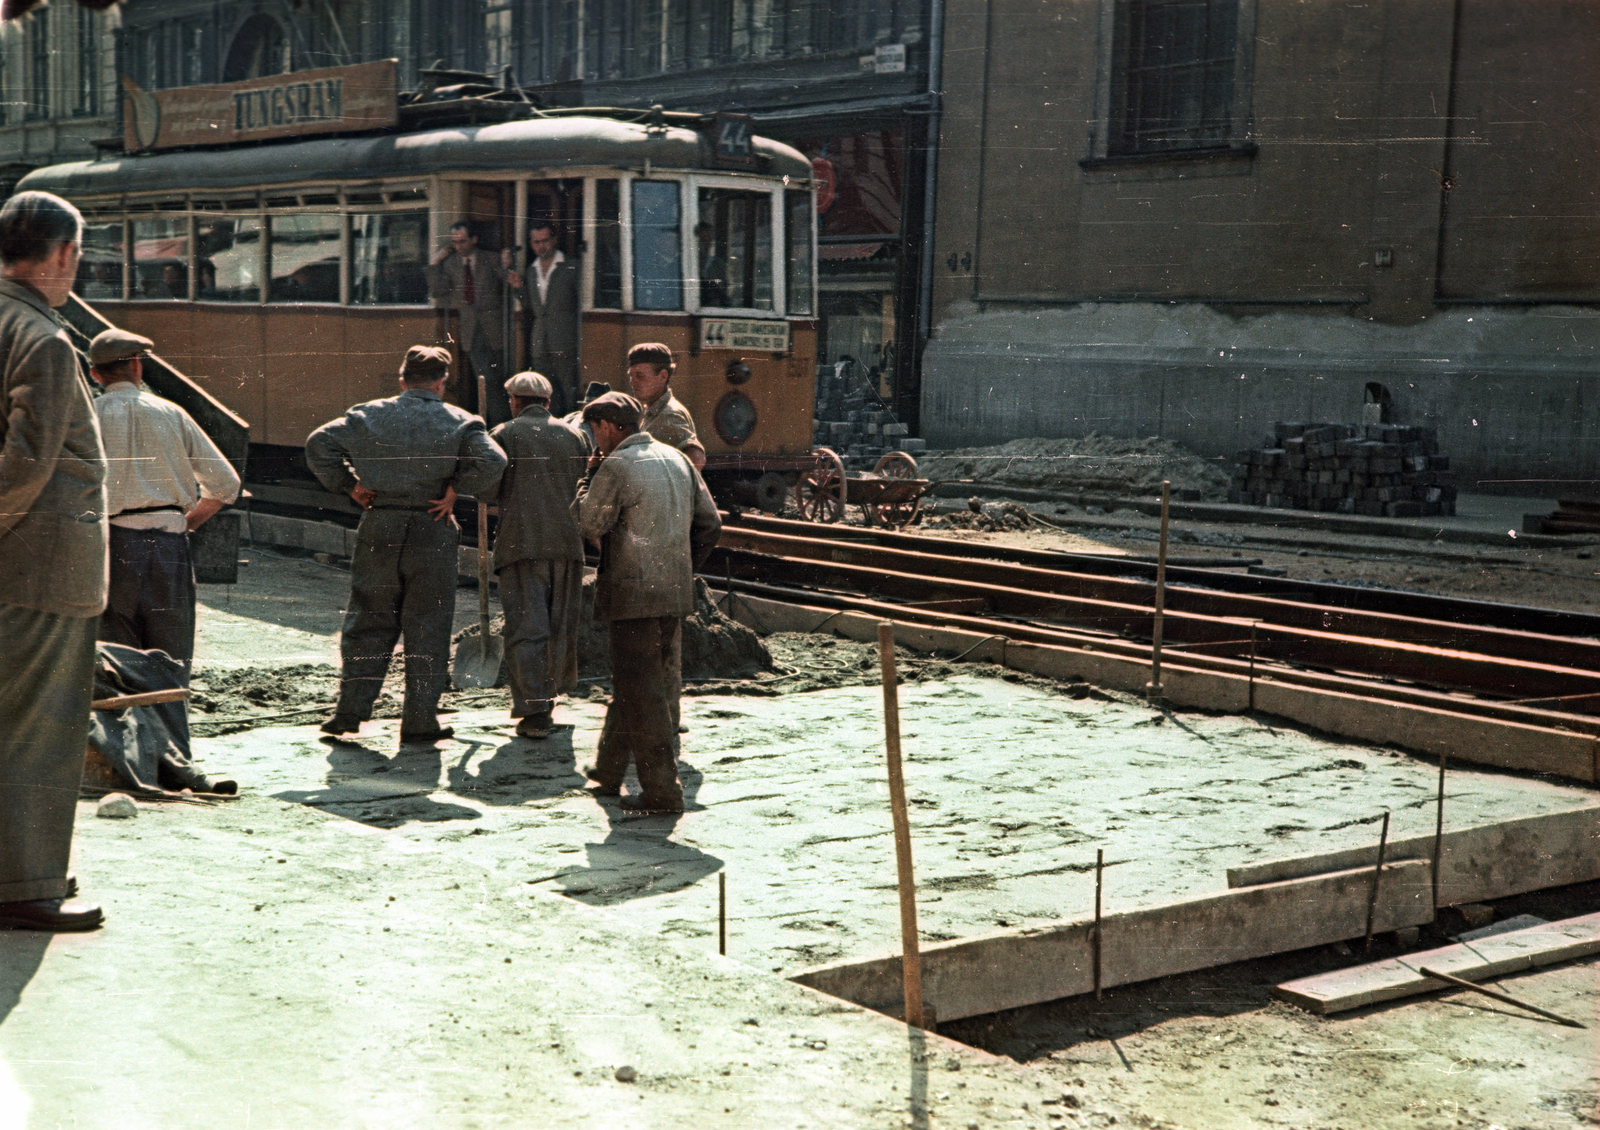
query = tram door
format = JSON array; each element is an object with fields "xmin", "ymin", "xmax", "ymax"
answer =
[{"xmin": 517, "ymin": 179, "xmax": 585, "ymax": 405}]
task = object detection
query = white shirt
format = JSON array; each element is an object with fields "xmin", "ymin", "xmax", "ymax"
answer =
[
  {"xmin": 534, "ymin": 249, "xmax": 565, "ymax": 304},
  {"xmin": 94, "ymin": 383, "xmax": 242, "ymax": 532}
]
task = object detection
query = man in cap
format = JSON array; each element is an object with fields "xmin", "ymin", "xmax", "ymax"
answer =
[
  {"xmin": 563, "ymin": 380, "xmax": 611, "ymax": 451},
  {"xmin": 626, "ymin": 343, "xmax": 707, "ymax": 471},
  {"xmin": 426, "ymin": 222, "xmax": 511, "ymax": 425},
  {"xmin": 574, "ymin": 391, "xmax": 720, "ymax": 813},
  {"xmin": 490, "ymin": 371, "xmax": 590, "ymax": 739},
  {"xmin": 88, "ymin": 328, "xmax": 241, "ymax": 676},
  {"xmin": 0, "ymin": 190, "xmax": 107, "ymax": 931},
  {"xmin": 306, "ymin": 345, "xmax": 507, "ymax": 742}
]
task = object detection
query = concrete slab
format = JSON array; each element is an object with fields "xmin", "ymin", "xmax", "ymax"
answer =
[{"xmin": 1273, "ymin": 911, "xmax": 1600, "ymax": 1014}]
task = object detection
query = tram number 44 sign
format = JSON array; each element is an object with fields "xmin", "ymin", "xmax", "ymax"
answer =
[{"xmin": 700, "ymin": 318, "xmax": 790, "ymax": 353}]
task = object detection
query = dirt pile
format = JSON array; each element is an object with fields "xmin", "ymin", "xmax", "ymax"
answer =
[
  {"xmin": 190, "ymin": 662, "xmax": 341, "ymax": 718},
  {"xmin": 919, "ymin": 435, "xmax": 1231, "ymax": 499}
]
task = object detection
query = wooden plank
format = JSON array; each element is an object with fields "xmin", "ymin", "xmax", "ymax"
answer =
[
  {"xmin": 790, "ymin": 860, "xmax": 1432, "ymax": 1024},
  {"xmin": 1273, "ymin": 911, "xmax": 1600, "ymax": 1014},
  {"xmin": 1227, "ymin": 807, "xmax": 1600, "ymax": 906}
]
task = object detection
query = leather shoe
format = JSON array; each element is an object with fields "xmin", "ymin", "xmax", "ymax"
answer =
[
  {"xmin": 516, "ymin": 712, "xmax": 552, "ymax": 740},
  {"xmin": 399, "ymin": 726, "xmax": 454, "ymax": 743},
  {"xmin": 0, "ymin": 898, "xmax": 104, "ymax": 932},
  {"xmin": 320, "ymin": 714, "xmax": 361, "ymax": 736}
]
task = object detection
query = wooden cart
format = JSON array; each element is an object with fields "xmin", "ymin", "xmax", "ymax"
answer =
[{"xmin": 794, "ymin": 447, "xmax": 930, "ymax": 528}]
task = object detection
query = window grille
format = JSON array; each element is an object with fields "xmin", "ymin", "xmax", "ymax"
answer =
[{"xmin": 1109, "ymin": 0, "xmax": 1238, "ymax": 155}]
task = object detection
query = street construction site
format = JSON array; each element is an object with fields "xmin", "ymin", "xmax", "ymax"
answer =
[{"xmin": 9, "ymin": 475, "xmax": 1600, "ymax": 1130}]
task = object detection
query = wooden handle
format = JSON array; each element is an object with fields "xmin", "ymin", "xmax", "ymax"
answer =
[
  {"xmin": 92, "ymin": 688, "xmax": 189, "ymax": 711},
  {"xmin": 879, "ymin": 620, "xmax": 924, "ymax": 1029}
]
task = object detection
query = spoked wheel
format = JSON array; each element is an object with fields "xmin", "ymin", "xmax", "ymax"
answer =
[
  {"xmin": 795, "ymin": 447, "xmax": 848, "ymax": 523},
  {"xmin": 865, "ymin": 450, "xmax": 922, "ymax": 528}
]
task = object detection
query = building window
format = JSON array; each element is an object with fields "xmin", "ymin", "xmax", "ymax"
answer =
[
  {"xmin": 182, "ymin": 22, "xmax": 207, "ymax": 87},
  {"xmin": 75, "ymin": 8, "xmax": 100, "ymax": 116},
  {"xmin": 484, "ymin": 2, "xmax": 514, "ymax": 77},
  {"xmin": 1108, "ymin": 0, "xmax": 1242, "ymax": 156},
  {"xmin": 26, "ymin": 15, "xmax": 49, "ymax": 119}
]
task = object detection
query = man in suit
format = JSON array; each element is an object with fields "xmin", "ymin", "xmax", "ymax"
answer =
[
  {"xmin": 426, "ymin": 222, "xmax": 511, "ymax": 425},
  {"xmin": 0, "ymin": 191, "xmax": 107, "ymax": 932},
  {"xmin": 507, "ymin": 223, "xmax": 580, "ymax": 416}
]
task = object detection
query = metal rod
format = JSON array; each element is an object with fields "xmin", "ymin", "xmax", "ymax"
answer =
[
  {"xmin": 1148, "ymin": 481, "xmax": 1170, "ymax": 702},
  {"xmin": 1364, "ymin": 811, "xmax": 1391, "ymax": 953},
  {"xmin": 1093, "ymin": 847, "xmax": 1104, "ymax": 1001},
  {"xmin": 1418, "ymin": 966, "xmax": 1586, "ymax": 1028},
  {"xmin": 718, "ymin": 871, "xmax": 726, "ymax": 957},
  {"xmin": 878, "ymin": 621, "xmax": 923, "ymax": 1029},
  {"xmin": 1432, "ymin": 754, "xmax": 1447, "ymax": 913}
]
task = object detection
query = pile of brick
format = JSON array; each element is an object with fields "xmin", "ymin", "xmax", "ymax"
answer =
[
  {"xmin": 1230, "ymin": 422, "xmax": 1457, "ymax": 517},
  {"xmin": 811, "ymin": 361, "xmax": 925, "ymax": 468}
]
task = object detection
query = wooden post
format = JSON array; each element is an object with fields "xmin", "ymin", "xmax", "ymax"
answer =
[
  {"xmin": 1432, "ymin": 754, "xmax": 1447, "ymax": 913},
  {"xmin": 1363, "ymin": 811, "xmax": 1391, "ymax": 953},
  {"xmin": 718, "ymin": 871, "xmax": 727, "ymax": 956},
  {"xmin": 1248, "ymin": 622, "xmax": 1258, "ymax": 711},
  {"xmin": 878, "ymin": 621, "xmax": 924, "ymax": 1029},
  {"xmin": 1147, "ymin": 480, "xmax": 1171, "ymax": 704},
  {"xmin": 1093, "ymin": 848, "xmax": 1104, "ymax": 1001}
]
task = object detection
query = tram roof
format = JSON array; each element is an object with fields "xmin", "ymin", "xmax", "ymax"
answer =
[{"xmin": 17, "ymin": 116, "xmax": 811, "ymax": 200}]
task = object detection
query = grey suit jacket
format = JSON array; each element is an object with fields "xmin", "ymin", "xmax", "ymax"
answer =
[
  {"xmin": 426, "ymin": 248, "xmax": 508, "ymax": 354},
  {"xmin": 0, "ymin": 279, "xmax": 107, "ymax": 618},
  {"xmin": 514, "ymin": 257, "xmax": 580, "ymax": 358}
]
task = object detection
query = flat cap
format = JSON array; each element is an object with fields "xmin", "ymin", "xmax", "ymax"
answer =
[
  {"xmin": 580, "ymin": 381, "xmax": 612, "ymax": 405},
  {"xmin": 504, "ymin": 371, "xmax": 552, "ymax": 400},
  {"xmin": 88, "ymin": 328, "xmax": 153, "ymax": 366},
  {"xmin": 582, "ymin": 391, "xmax": 643, "ymax": 429},
  {"xmin": 399, "ymin": 344, "xmax": 452, "ymax": 381}
]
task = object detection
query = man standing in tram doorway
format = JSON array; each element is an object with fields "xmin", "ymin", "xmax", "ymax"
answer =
[
  {"xmin": 507, "ymin": 223, "xmax": 580, "ymax": 416},
  {"xmin": 627, "ymin": 342, "xmax": 707, "ymax": 471},
  {"xmin": 88, "ymin": 328, "xmax": 241, "ymax": 679},
  {"xmin": 427, "ymin": 221, "xmax": 511, "ymax": 426},
  {"xmin": 306, "ymin": 345, "xmax": 506, "ymax": 744},
  {"xmin": 490, "ymin": 371, "xmax": 589, "ymax": 740},
  {"xmin": 574, "ymin": 392, "xmax": 720, "ymax": 814}
]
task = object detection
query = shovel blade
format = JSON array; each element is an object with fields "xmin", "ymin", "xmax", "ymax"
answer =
[{"xmin": 451, "ymin": 635, "xmax": 504, "ymax": 690}]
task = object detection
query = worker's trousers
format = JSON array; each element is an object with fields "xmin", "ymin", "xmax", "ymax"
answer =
[
  {"xmin": 497, "ymin": 557, "xmax": 582, "ymax": 718},
  {"xmin": 335, "ymin": 508, "xmax": 459, "ymax": 731},
  {"xmin": 101, "ymin": 526, "xmax": 196, "ymax": 673},
  {"xmin": 0, "ymin": 603, "xmax": 96, "ymax": 901},
  {"xmin": 591, "ymin": 616, "xmax": 683, "ymax": 807}
]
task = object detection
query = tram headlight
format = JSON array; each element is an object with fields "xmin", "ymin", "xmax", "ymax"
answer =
[{"xmin": 713, "ymin": 391, "xmax": 758, "ymax": 446}]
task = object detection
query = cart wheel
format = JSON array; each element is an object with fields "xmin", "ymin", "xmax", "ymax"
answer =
[
  {"xmin": 796, "ymin": 447, "xmax": 848, "ymax": 523},
  {"xmin": 871, "ymin": 450, "xmax": 922, "ymax": 528}
]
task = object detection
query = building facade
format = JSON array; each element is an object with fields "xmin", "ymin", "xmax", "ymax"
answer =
[
  {"xmin": 926, "ymin": 0, "xmax": 1600, "ymax": 494},
  {"xmin": 103, "ymin": 0, "xmax": 937, "ymax": 427},
  {"xmin": 0, "ymin": 3, "xmax": 117, "ymax": 196}
]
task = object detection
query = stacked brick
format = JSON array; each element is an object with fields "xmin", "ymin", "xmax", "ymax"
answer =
[{"xmin": 1230, "ymin": 422, "xmax": 1457, "ymax": 517}]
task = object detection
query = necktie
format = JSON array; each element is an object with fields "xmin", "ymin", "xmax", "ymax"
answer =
[{"xmin": 463, "ymin": 259, "xmax": 476, "ymax": 306}]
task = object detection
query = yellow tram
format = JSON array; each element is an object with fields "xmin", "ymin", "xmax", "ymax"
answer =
[{"xmin": 19, "ymin": 103, "xmax": 817, "ymax": 508}]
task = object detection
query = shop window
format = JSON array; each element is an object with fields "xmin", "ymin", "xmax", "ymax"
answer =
[
  {"xmin": 593, "ymin": 179, "xmax": 623, "ymax": 308},
  {"xmin": 1109, "ymin": 0, "xmax": 1241, "ymax": 155},
  {"xmin": 785, "ymin": 190, "xmax": 814, "ymax": 316},
  {"xmin": 631, "ymin": 181, "xmax": 682, "ymax": 311},
  {"xmin": 697, "ymin": 187, "xmax": 772, "ymax": 311},
  {"xmin": 131, "ymin": 218, "xmax": 190, "ymax": 300},
  {"xmin": 75, "ymin": 222, "xmax": 124, "ymax": 301},
  {"xmin": 350, "ymin": 212, "xmax": 430, "ymax": 305},
  {"xmin": 197, "ymin": 215, "xmax": 263, "ymax": 302},
  {"xmin": 268, "ymin": 214, "xmax": 342, "ymax": 303}
]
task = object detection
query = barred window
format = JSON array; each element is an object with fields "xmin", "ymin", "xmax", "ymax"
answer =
[{"xmin": 1109, "ymin": 0, "xmax": 1239, "ymax": 156}]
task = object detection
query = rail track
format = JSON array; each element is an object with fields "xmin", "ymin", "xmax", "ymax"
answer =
[{"xmin": 707, "ymin": 513, "xmax": 1600, "ymax": 740}]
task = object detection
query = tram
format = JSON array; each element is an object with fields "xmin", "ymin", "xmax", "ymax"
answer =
[{"xmin": 18, "ymin": 94, "xmax": 818, "ymax": 509}]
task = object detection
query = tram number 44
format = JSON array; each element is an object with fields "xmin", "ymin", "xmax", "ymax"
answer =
[{"xmin": 700, "ymin": 318, "xmax": 789, "ymax": 353}]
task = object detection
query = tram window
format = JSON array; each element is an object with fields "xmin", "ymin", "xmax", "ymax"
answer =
[
  {"xmin": 697, "ymin": 188, "xmax": 772, "ymax": 311},
  {"xmin": 75, "ymin": 221, "xmax": 123, "ymax": 301},
  {"xmin": 268, "ymin": 214, "xmax": 341, "ymax": 303},
  {"xmin": 196, "ymin": 215, "xmax": 262, "ymax": 302},
  {"xmin": 785, "ymin": 190, "xmax": 814, "ymax": 316},
  {"xmin": 631, "ymin": 180, "xmax": 682, "ymax": 311},
  {"xmin": 594, "ymin": 179, "xmax": 623, "ymax": 309},
  {"xmin": 349, "ymin": 212, "xmax": 430, "ymax": 305},
  {"xmin": 131, "ymin": 218, "xmax": 190, "ymax": 300}
]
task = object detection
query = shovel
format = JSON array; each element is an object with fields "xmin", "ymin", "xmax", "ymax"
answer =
[{"xmin": 451, "ymin": 369, "xmax": 504, "ymax": 689}]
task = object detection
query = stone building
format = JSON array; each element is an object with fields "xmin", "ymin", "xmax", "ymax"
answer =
[
  {"xmin": 925, "ymin": 0, "xmax": 1600, "ymax": 494},
  {"xmin": 0, "ymin": 3, "xmax": 117, "ymax": 196}
]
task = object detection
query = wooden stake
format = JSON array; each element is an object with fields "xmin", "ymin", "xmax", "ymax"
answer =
[
  {"xmin": 1248, "ymin": 622, "xmax": 1258, "ymax": 711},
  {"xmin": 1432, "ymin": 754, "xmax": 1447, "ymax": 913},
  {"xmin": 1418, "ymin": 965, "xmax": 1586, "ymax": 1028},
  {"xmin": 1147, "ymin": 481, "xmax": 1171, "ymax": 703},
  {"xmin": 1363, "ymin": 811, "xmax": 1391, "ymax": 953},
  {"xmin": 878, "ymin": 621, "xmax": 924, "ymax": 1030},
  {"xmin": 1093, "ymin": 848, "xmax": 1104, "ymax": 1001},
  {"xmin": 718, "ymin": 871, "xmax": 727, "ymax": 956}
]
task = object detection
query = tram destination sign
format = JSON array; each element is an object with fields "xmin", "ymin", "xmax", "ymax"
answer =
[
  {"xmin": 699, "ymin": 318, "xmax": 791, "ymax": 353},
  {"xmin": 122, "ymin": 60, "xmax": 399, "ymax": 153}
]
